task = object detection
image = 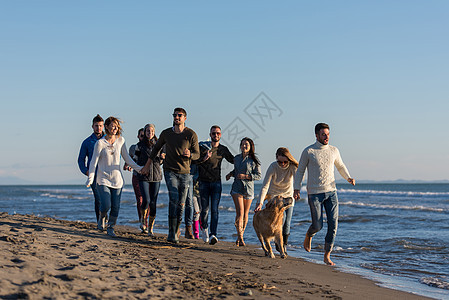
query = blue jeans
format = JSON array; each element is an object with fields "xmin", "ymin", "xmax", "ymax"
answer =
[
  {"xmin": 307, "ymin": 191, "xmax": 338, "ymax": 252},
  {"xmin": 97, "ymin": 184, "xmax": 123, "ymax": 218},
  {"xmin": 164, "ymin": 171, "xmax": 190, "ymax": 219},
  {"xmin": 283, "ymin": 205, "xmax": 294, "ymax": 236},
  {"xmin": 139, "ymin": 181, "xmax": 161, "ymax": 217},
  {"xmin": 184, "ymin": 175, "xmax": 194, "ymax": 226},
  {"xmin": 199, "ymin": 180, "xmax": 222, "ymax": 236},
  {"xmin": 90, "ymin": 178, "xmax": 101, "ymax": 221}
]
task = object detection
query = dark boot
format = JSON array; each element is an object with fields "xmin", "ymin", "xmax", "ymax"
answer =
[
  {"xmin": 283, "ymin": 233, "xmax": 289, "ymax": 255},
  {"xmin": 173, "ymin": 218, "xmax": 181, "ymax": 243},
  {"xmin": 283, "ymin": 233, "xmax": 289, "ymax": 246},
  {"xmin": 107, "ymin": 216, "xmax": 118, "ymax": 237},
  {"xmin": 97, "ymin": 212, "xmax": 107, "ymax": 231},
  {"xmin": 167, "ymin": 218, "xmax": 177, "ymax": 243},
  {"xmin": 185, "ymin": 225, "xmax": 194, "ymax": 239}
]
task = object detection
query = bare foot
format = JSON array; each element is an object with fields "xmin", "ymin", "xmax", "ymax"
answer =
[
  {"xmin": 303, "ymin": 234, "xmax": 312, "ymax": 252},
  {"xmin": 324, "ymin": 252, "xmax": 335, "ymax": 266}
]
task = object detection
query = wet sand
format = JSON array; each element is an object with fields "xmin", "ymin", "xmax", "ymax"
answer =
[{"xmin": 0, "ymin": 212, "xmax": 430, "ymax": 299}]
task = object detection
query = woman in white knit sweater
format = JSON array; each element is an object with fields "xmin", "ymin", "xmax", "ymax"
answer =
[
  {"xmin": 254, "ymin": 147, "xmax": 298, "ymax": 249},
  {"xmin": 87, "ymin": 116, "xmax": 143, "ymax": 237}
]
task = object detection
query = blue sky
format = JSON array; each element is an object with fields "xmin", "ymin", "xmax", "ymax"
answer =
[{"xmin": 1, "ymin": 1, "xmax": 448, "ymax": 184}]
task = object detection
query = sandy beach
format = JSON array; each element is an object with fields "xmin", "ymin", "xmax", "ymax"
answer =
[{"xmin": 0, "ymin": 212, "xmax": 431, "ymax": 299}]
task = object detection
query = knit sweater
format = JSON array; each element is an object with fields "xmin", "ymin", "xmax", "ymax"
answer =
[
  {"xmin": 294, "ymin": 141, "xmax": 351, "ymax": 195},
  {"xmin": 149, "ymin": 127, "xmax": 200, "ymax": 174},
  {"xmin": 258, "ymin": 161, "xmax": 298, "ymax": 205},
  {"xmin": 87, "ymin": 136, "xmax": 142, "ymax": 189}
]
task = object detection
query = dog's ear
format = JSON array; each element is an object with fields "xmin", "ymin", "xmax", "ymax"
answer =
[
  {"xmin": 283, "ymin": 197, "xmax": 294, "ymax": 206},
  {"xmin": 265, "ymin": 198, "xmax": 275, "ymax": 209},
  {"xmin": 276, "ymin": 197, "xmax": 285, "ymax": 208}
]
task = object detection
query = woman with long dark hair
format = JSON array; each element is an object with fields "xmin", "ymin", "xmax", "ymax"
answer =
[{"xmin": 226, "ymin": 137, "xmax": 261, "ymax": 246}]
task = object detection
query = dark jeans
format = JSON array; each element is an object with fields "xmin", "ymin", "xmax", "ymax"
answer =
[
  {"xmin": 199, "ymin": 180, "xmax": 222, "ymax": 236},
  {"xmin": 139, "ymin": 181, "xmax": 161, "ymax": 217},
  {"xmin": 90, "ymin": 178, "xmax": 101, "ymax": 221},
  {"xmin": 185, "ymin": 175, "xmax": 194, "ymax": 226},
  {"xmin": 164, "ymin": 171, "xmax": 190, "ymax": 219}
]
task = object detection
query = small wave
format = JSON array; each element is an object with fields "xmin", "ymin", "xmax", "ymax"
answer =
[
  {"xmin": 361, "ymin": 263, "xmax": 395, "ymax": 275},
  {"xmin": 394, "ymin": 239, "xmax": 447, "ymax": 251},
  {"xmin": 339, "ymin": 188, "xmax": 449, "ymax": 197},
  {"xmin": 219, "ymin": 205, "xmax": 235, "ymax": 212},
  {"xmin": 339, "ymin": 215, "xmax": 373, "ymax": 223},
  {"xmin": 420, "ymin": 277, "xmax": 449, "ymax": 290},
  {"xmin": 340, "ymin": 201, "xmax": 446, "ymax": 212},
  {"xmin": 40, "ymin": 193, "xmax": 88, "ymax": 200}
]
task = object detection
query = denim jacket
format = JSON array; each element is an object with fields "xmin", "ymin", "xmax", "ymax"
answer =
[{"xmin": 230, "ymin": 154, "xmax": 262, "ymax": 199}]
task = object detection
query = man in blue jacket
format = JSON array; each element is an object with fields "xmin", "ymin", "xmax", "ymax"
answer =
[{"xmin": 77, "ymin": 114, "xmax": 104, "ymax": 221}]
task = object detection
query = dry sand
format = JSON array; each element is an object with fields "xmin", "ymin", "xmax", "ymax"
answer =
[{"xmin": 0, "ymin": 212, "xmax": 430, "ymax": 299}]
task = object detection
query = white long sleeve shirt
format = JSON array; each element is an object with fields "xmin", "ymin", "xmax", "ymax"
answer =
[
  {"xmin": 258, "ymin": 161, "xmax": 298, "ymax": 206},
  {"xmin": 294, "ymin": 141, "xmax": 351, "ymax": 195},
  {"xmin": 87, "ymin": 136, "xmax": 142, "ymax": 189}
]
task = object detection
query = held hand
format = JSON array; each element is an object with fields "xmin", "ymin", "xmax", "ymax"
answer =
[
  {"xmin": 141, "ymin": 165, "xmax": 150, "ymax": 175},
  {"xmin": 203, "ymin": 150, "xmax": 212, "ymax": 161},
  {"xmin": 160, "ymin": 153, "xmax": 166, "ymax": 160},
  {"xmin": 237, "ymin": 173, "xmax": 249, "ymax": 180},
  {"xmin": 183, "ymin": 148, "xmax": 190, "ymax": 157},
  {"xmin": 225, "ymin": 173, "xmax": 232, "ymax": 181},
  {"xmin": 254, "ymin": 203, "xmax": 263, "ymax": 212},
  {"xmin": 293, "ymin": 189, "xmax": 301, "ymax": 200},
  {"xmin": 348, "ymin": 178, "xmax": 356, "ymax": 186}
]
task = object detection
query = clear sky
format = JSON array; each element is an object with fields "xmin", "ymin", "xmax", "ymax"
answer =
[{"xmin": 1, "ymin": 1, "xmax": 448, "ymax": 184}]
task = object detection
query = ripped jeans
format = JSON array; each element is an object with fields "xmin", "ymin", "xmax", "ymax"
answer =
[
  {"xmin": 164, "ymin": 171, "xmax": 190, "ymax": 220},
  {"xmin": 307, "ymin": 191, "xmax": 338, "ymax": 252}
]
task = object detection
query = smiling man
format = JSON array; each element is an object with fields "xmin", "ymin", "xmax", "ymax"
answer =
[
  {"xmin": 293, "ymin": 122, "xmax": 355, "ymax": 266},
  {"xmin": 141, "ymin": 107, "xmax": 200, "ymax": 243},
  {"xmin": 196, "ymin": 125, "xmax": 234, "ymax": 245}
]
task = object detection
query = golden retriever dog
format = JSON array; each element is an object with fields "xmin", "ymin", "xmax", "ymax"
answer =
[{"xmin": 253, "ymin": 196, "xmax": 293, "ymax": 259}]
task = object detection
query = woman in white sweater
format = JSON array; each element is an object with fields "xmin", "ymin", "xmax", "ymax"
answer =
[
  {"xmin": 87, "ymin": 117, "xmax": 143, "ymax": 237},
  {"xmin": 254, "ymin": 147, "xmax": 298, "ymax": 249}
]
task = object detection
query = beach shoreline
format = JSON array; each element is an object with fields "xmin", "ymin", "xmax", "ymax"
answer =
[{"xmin": 0, "ymin": 212, "xmax": 431, "ymax": 299}]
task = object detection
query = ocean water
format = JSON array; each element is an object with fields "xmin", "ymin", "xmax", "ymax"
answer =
[{"xmin": 0, "ymin": 183, "xmax": 448, "ymax": 299}]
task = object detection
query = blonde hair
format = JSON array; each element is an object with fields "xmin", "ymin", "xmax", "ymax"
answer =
[
  {"xmin": 276, "ymin": 147, "xmax": 298, "ymax": 168},
  {"xmin": 104, "ymin": 116, "xmax": 123, "ymax": 136}
]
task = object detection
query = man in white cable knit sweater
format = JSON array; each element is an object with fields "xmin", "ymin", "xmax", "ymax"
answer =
[{"xmin": 293, "ymin": 123, "xmax": 355, "ymax": 266}]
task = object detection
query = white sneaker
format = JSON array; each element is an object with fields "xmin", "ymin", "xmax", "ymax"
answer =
[
  {"xmin": 209, "ymin": 235, "xmax": 218, "ymax": 245},
  {"xmin": 201, "ymin": 228, "xmax": 209, "ymax": 243}
]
